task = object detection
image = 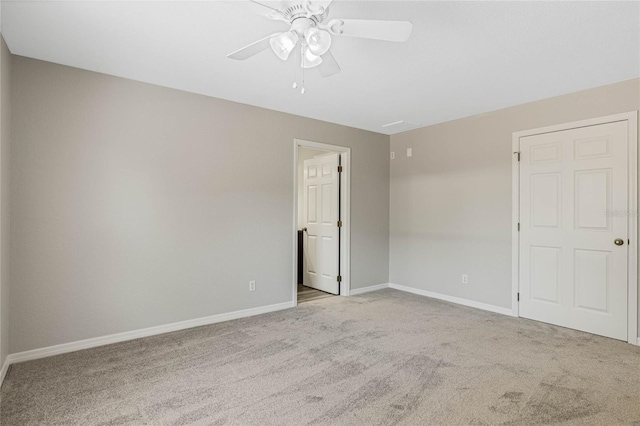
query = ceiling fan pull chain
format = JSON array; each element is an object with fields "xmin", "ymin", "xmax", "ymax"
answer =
[
  {"xmin": 291, "ymin": 44, "xmax": 298, "ymax": 90},
  {"xmin": 293, "ymin": 45, "xmax": 299, "ymax": 90},
  {"xmin": 301, "ymin": 44, "xmax": 305, "ymax": 94}
]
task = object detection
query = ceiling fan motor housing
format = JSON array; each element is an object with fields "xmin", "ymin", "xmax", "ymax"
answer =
[
  {"xmin": 279, "ymin": 1, "xmax": 328, "ymax": 24},
  {"xmin": 291, "ymin": 17, "xmax": 315, "ymax": 36}
]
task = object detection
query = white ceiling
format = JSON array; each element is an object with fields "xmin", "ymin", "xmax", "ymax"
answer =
[{"xmin": 2, "ymin": 1, "xmax": 639, "ymax": 135}]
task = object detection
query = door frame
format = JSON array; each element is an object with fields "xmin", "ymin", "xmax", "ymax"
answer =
[
  {"xmin": 512, "ymin": 111, "xmax": 638, "ymax": 344},
  {"xmin": 293, "ymin": 139, "xmax": 351, "ymax": 305}
]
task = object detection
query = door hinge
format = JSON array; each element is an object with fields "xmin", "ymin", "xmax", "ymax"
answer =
[
  {"xmin": 514, "ymin": 151, "xmax": 520, "ymax": 161},
  {"xmin": 337, "ymin": 220, "xmax": 342, "ymax": 228},
  {"xmin": 337, "ymin": 275, "xmax": 342, "ymax": 282},
  {"xmin": 517, "ymin": 292, "xmax": 520, "ymax": 302},
  {"xmin": 517, "ymin": 223, "xmax": 520, "ymax": 231},
  {"xmin": 337, "ymin": 165, "xmax": 343, "ymax": 173}
]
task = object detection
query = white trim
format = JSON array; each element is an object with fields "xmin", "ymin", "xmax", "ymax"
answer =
[
  {"xmin": 513, "ymin": 112, "xmax": 638, "ymax": 139},
  {"xmin": 0, "ymin": 357, "xmax": 9, "ymax": 387},
  {"xmin": 389, "ymin": 283, "xmax": 515, "ymax": 317},
  {"xmin": 627, "ymin": 112, "xmax": 638, "ymax": 345},
  {"xmin": 512, "ymin": 111, "xmax": 639, "ymax": 345},
  {"xmin": 350, "ymin": 283, "xmax": 389, "ymax": 295},
  {"xmin": 5, "ymin": 301, "xmax": 294, "ymax": 365},
  {"xmin": 293, "ymin": 139, "xmax": 351, "ymax": 305},
  {"xmin": 636, "ymin": 337, "xmax": 640, "ymax": 346},
  {"xmin": 512, "ymin": 134, "xmax": 520, "ymax": 317}
]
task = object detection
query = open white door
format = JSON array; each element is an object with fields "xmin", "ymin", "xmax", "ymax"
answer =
[
  {"xmin": 302, "ymin": 153, "xmax": 340, "ymax": 294},
  {"xmin": 519, "ymin": 121, "xmax": 629, "ymax": 340}
]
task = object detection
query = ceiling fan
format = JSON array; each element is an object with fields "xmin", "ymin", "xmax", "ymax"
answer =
[{"xmin": 226, "ymin": 0, "xmax": 413, "ymax": 78}]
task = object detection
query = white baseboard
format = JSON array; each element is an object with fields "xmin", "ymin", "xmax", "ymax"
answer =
[
  {"xmin": 5, "ymin": 301, "xmax": 295, "ymax": 367},
  {"xmin": 349, "ymin": 283, "xmax": 389, "ymax": 295},
  {"xmin": 0, "ymin": 357, "xmax": 9, "ymax": 387},
  {"xmin": 637, "ymin": 337, "xmax": 640, "ymax": 346},
  {"xmin": 389, "ymin": 283, "xmax": 515, "ymax": 317}
]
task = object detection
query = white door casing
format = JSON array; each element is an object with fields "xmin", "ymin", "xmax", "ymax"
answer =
[
  {"xmin": 518, "ymin": 119, "xmax": 633, "ymax": 341},
  {"xmin": 302, "ymin": 153, "xmax": 340, "ymax": 294}
]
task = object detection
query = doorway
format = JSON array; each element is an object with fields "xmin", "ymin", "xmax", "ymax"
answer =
[
  {"xmin": 293, "ymin": 139, "xmax": 351, "ymax": 305},
  {"xmin": 512, "ymin": 112, "xmax": 638, "ymax": 343}
]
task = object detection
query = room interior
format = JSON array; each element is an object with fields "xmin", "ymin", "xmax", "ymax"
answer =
[
  {"xmin": 0, "ymin": 0, "xmax": 638, "ymax": 424},
  {"xmin": 297, "ymin": 145, "xmax": 339, "ymax": 303}
]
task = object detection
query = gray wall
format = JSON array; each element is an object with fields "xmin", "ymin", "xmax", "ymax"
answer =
[
  {"xmin": 0, "ymin": 35, "xmax": 10, "ymax": 366},
  {"xmin": 390, "ymin": 78, "xmax": 640, "ymax": 326},
  {"xmin": 10, "ymin": 56, "xmax": 390, "ymax": 353},
  {"xmin": 8, "ymin": 53, "xmax": 637, "ymax": 355}
]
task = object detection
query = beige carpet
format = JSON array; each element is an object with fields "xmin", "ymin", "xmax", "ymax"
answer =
[{"xmin": 1, "ymin": 289, "xmax": 639, "ymax": 425}]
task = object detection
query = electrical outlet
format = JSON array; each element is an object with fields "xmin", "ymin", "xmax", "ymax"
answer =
[
  {"xmin": 390, "ymin": 151, "xmax": 395, "ymax": 160},
  {"xmin": 249, "ymin": 280, "xmax": 256, "ymax": 292},
  {"xmin": 461, "ymin": 274, "xmax": 468, "ymax": 284},
  {"xmin": 407, "ymin": 148, "xmax": 412, "ymax": 157}
]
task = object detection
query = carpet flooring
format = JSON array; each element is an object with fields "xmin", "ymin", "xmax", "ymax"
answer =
[{"xmin": 1, "ymin": 289, "xmax": 639, "ymax": 425}]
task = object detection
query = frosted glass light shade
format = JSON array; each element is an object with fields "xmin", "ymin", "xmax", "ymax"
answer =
[
  {"xmin": 270, "ymin": 31, "xmax": 299, "ymax": 61},
  {"xmin": 301, "ymin": 45, "xmax": 323, "ymax": 68},
  {"xmin": 304, "ymin": 28, "xmax": 332, "ymax": 56}
]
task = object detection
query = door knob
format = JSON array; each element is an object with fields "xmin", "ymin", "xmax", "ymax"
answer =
[
  {"xmin": 614, "ymin": 238, "xmax": 624, "ymax": 246},
  {"xmin": 301, "ymin": 227, "xmax": 307, "ymax": 232}
]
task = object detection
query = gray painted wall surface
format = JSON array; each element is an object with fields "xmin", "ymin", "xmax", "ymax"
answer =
[
  {"xmin": 390, "ymin": 78, "xmax": 640, "ymax": 333},
  {"xmin": 6, "ymin": 54, "xmax": 638, "ymax": 355},
  {"xmin": 10, "ymin": 56, "xmax": 390, "ymax": 353},
  {"xmin": 0, "ymin": 35, "xmax": 11, "ymax": 366}
]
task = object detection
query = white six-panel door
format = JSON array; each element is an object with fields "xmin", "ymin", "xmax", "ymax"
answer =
[
  {"xmin": 519, "ymin": 121, "xmax": 629, "ymax": 340},
  {"xmin": 303, "ymin": 153, "xmax": 340, "ymax": 294}
]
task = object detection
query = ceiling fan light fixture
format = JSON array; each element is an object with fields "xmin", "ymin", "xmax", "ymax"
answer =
[
  {"xmin": 269, "ymin": 31, "xmax": 299, "ymax": 61},
  {"xmin": 227, "ymin": 1, "xmax": 413, "ymax": 80},
  {"xmin": 304, "ymin": 27, "xmax": 332, "ymax": 56},
  {"xmin": 301, "ymin": 46, "xmax": 323, "ymax": 68}
]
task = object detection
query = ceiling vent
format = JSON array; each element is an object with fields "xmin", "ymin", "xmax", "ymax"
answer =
[{"xmin": 382, "ymin": 120, "xmax": 419, "ymax": 132}]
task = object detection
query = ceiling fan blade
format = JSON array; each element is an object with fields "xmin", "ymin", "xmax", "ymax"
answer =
[
  {"xmin": 227, "ymin": 33, "xmax": 280, "ymax": 60},
  {"xmin": 317, "ymin": 51, "xmax": 341, "ymax": 77},
  {"xmin": 222, "ymin": 1, "xmax": 286, "ymax": 21},
  {"xmin": 324, "ymin": 19, "xmax": 413, "ymax": 42}
]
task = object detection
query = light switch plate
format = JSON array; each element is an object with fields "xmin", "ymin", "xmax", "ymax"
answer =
[
  {"xmin": 390, "ymin": 152, "xmax": 395, "ymax": 160},
  {"xmin": 407, "ymin": 148, "xmax": 412, "ymax": 157}
]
